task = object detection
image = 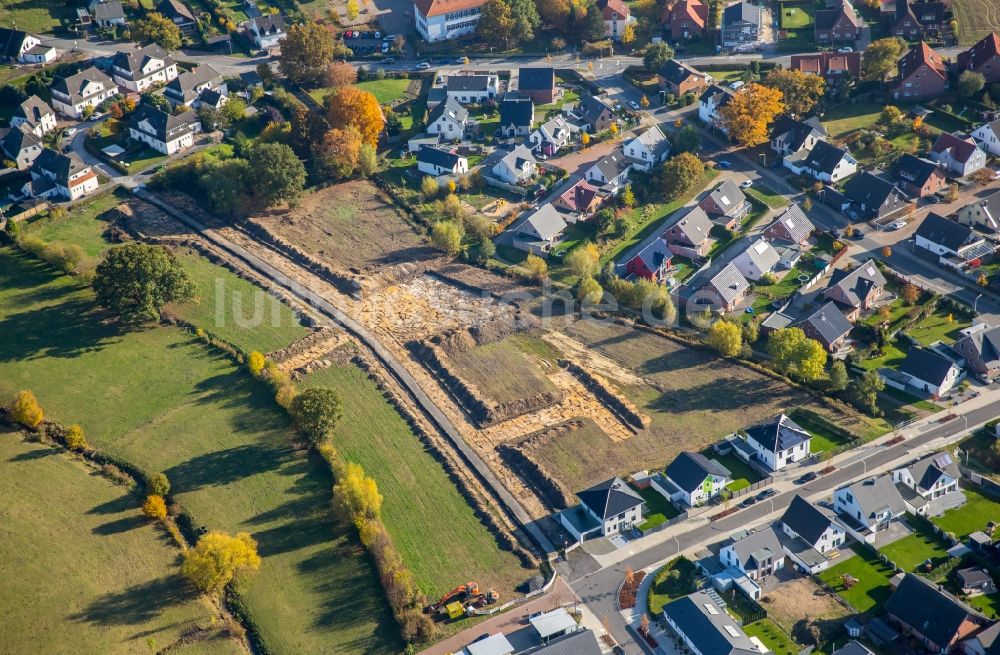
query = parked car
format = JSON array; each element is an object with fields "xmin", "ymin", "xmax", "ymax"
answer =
[
  {"xmin": 888, "ymin": 220, "xmax": 906, "ymax": 230},
  {"xmin": 65, "ymin": 127, "xmax": 77, "ymax": 136},
  {"xmin": 849, "ymin": 229, "xmax": 864, "ymax": 240},
  {"xmin": 415, "ymin": 62, "xmax": 431, "ymax": 70},
  {"xmin": 628, "ymin": 100, "xmax": 640, "ymax": 110},
  {"xmin": 756, "ymin": 488, "xmax": 777, "ymax": 501},
  {"xmin": 837, "ymin": 46, "xmax": 854, "ymax": 53},
  {"xmin": 716, "ymin": 160, "xmax": 732, "ymax": 169},
  {"xmin": 796, "ymin": 471, "xmax": 818, "ymax": 485},
  {"xmin": 383, "ymin": 57, "xmax": 395, "ymax": 64},
  {"xmin": 739, "ymin": 180, "xmax": 753, "ymax": 189},
  {"xmin": 738, "ymin": 497, "xmax": 757, "ymax": 509}
]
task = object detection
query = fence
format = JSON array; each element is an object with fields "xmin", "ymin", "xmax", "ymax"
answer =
[
  {"xmin": 4, "ymin": 200, "xmax": 48, "ymax": 224},
  {"xmin": 640, "ymin": 510, "xmax": 691, "ymax": 536},
  {"xmin": 729, "ymin": 477, "xmax": 775, "ymax": 499},
  {"xmin": 482, "ymin": 173, "xmax": 530, "ymax": 196}
]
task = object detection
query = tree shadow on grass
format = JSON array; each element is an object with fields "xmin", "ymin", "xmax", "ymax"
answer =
[
  {"xmin": 0, "ymin": 297, "xmax": 126, "ymax": 362},
  {"xmin": 70, "ymin": 575, "xmax": 191, "ymax": 627},
  {"xmin": 0, "ymin": 247, "xmax": 62, "ymax": 291},
  {"xmin": 248, "ymin": 454, "xmax": 333, "ymax": 557},
  {"xmin": 164, "ymin": 443, "xmax": 292, "ymax": 493},
  {"xmin": 92, "ymin": 514, "xmax": 147, "ymax": 535},
  {"xmin": 649, "ymin": 376, "xmax": 786, "ymax": 414},
  {"xmin": 7, "ymin": 445, "xmax": 57, "ymax": 462},
  {"xmin": 87, "ymin": 492, "xmax": 137, "ymax": 516}
]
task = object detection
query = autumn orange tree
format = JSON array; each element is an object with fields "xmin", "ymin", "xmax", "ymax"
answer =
[
  {"xmin": 325, "ymin": 86, "xmax": 385, "ymax": 147},
  {"xmin": 313, "ymin": 126, "xmax": 363, "ymax": 180},
  {"xmin": 718, "ymin": 84, "xmax": 785, "ymax": 148},
  {"xmin": 763, "ymin": 68, "xmax": 824, "ymax": 116}
]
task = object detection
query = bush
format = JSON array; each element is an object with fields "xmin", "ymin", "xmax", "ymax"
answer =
[
  {"xmin": 148, "ymin": 472, "xmax": 171, "ymax": 497},
  {"xmin": 247, "ymin": 351, "xmax": 266, "ymax": 376},
  {"xmin": 9, "ymin": 390, "xmax": 44, "ymax": 428},
  {"xmin": 143, "ymin": 494, "xmax": 168, "ymax": 520},
  {"xmin": 64, "ymin": 424, "xmax": 89, "ymax": 451},
  {"xmin": 289, "ymin": 387, "xmax": 344, "ymax": 445}
]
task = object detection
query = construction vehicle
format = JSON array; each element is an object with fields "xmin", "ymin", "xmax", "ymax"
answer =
[
  {"xmin": 465, "ymin": 589, "xmax": 500, "ymax": 610},
  {"xmin": 427, "ymin": 582, "xmax": 479, "ymax": 614},
  {"xmin": 445, "ymin": 602, "xmax": 465, "ymax": 620}
]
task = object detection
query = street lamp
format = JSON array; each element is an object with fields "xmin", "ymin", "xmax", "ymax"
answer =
[{"xmin": 974, "ymin": 293, "xmax": 983, "ymax": 313}]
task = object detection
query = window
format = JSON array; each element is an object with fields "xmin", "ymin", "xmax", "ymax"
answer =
[{"xmin": 618, "ymin": 512, "xmax": 625, "ymax": 520}]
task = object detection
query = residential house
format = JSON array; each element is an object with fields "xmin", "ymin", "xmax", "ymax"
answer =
[
  {"xmin": 164, "ymin": 64, "xmax": 227, "ymax": 108},
  {"xmin": 23, "ymin": 148, "xmax": 99, "ymax": 201},
  {"xmin": 239, "ymin": 70, "xmax": 263, "ymax": 97},
  {"xmin": 699, "ymin": 262, "xmax": 751, "ymax": 312},
  {"xmin": 844, "ymin": 170, "xmax": 909, "ymax": 220},
  {"xmin": 575, "ymin": 477, "xmax": 645, "ymax": 537},
  {"xmin": 488, "ymin": 144, "xmax": 536, "ymax": 185},
  {"xmin": 892, "ymin": 451, "xmax": 960, "ymax": 503},
  {"xmin": 699, "ymin": 179, "xmax": 752, "ymax": 230},
  {"xmin": 771, "ymin": 115, "xmax": 827, "ymax": 163},
  {"xmin": 763, "ymin": 204, "xmax": 814, "ymax": 245},
  {"xmin": 698, "ymin": 84, "xmax": 735, "ymax": 132},
  {"xmin": 658, "ymin": 59, "xmax": 711, "ymax": 98},
  {"xmin": 517, "ymin": 67, "xmax": 556, "ymax": 104},
  {"xmin": 666, "ymin": 0, "xmax": 708, "ymax": 40},
  {"xmin": 720, "ymin": 526, "xmax": 786, "ymax": 580},
  {"xmin": 721, "ymin": 2, "xmax": 762, "ymax": 48},
  {"xmin": 954, "ymin": 322, "xmax": 1000, "ymax": 381},
  {"xmin": 532, "ymin": 629, "xmax": 601, "ymax": 654},
  {"xmin": 663, "ymin": 451, "xmax": 732, "ymax": 507},
  {"xmin": 246, "ymin": 14, "xmax": 286, "ymax": 49},
  {"xmin": 732, "ymin": 238, "xmax": 780, "ymax": 281},
  {"xmin": 971, "ymin": 119, "xmax": 1000, "ymax": 157},
  {"xmin": 426, "ymin": 97, "xmax": 470, "ymax": 139},
  {"xmin": 512, "ymin": 203, "xmax": 568, "ymax": 255},
  {"xmin": 598, "ymin": 0, "xmax": 635, "ymax": 40},
  {"xmin": 622, "ymin": 234, "xmax": 673, "ymax": 281},
  {"xmin": 554, "ymin": 178, "xmax": 603, "ymax": 217},
  {"xmin": 407, "ymin": 133, "xmax": 443, "ymax": 154},
  {"xmin": 1, "ymin": 125, "xmax": 43, "ymax": 170},
  {"xmin": 915, "ymin": 212, "xmax": 988, "ymax": 259},
  {"xmin": 965, "ymin": 623, "xmax": 1000, "ymax": 655},
  {"xmin": 585, "ymin": 152, "xmax": 631, "ymax": 193},
  {"xmin": 497, "ymin": 96, "xmax": 533, "ymax": 137},
  {"xmin": 815, "ymin": 0, "xmax": 862, "ymax": 43},
  {"xmin": 575, "ymin": 94, "xmax": 614, "ymax": 133},
  {"xmin": 49, "ymin": 67, "xmax": 117, "ymax": 119},
  {"xmin": 892, "ymin": 153, "xmax": 947, "ymax": 197},
  {"xmin": 445, "ymin": 73, "xmax": 498, "ymax": 104},
  {"xmin": 956, "ymin": 190, "xmax": 1000, "ymax": 232},
  {"xmin": 893, "ymin": 41, "xmax": 948, "ymax": 100},
  {"xmin": 10, "ymin": 95, "xmax": 56, "ymax": 138},
  {"xmin": 833, "ymin": 642, "xmax": 876, "ymax": 655},
  {"xmin": 90, "ymin": 1, "xmax": 127, "ymax": 28},
  {"xmin": 790, "ymin": 51, "xmax": 862, "ymax": 80},
  {"xmin": 789, "ymin": 141, "xmax": 858, "ymax": 183},
  {"xmin": 743, "ymin": 413, "xmax": 812, "ymax": 471},
  {"xmin": 111, "ymin": 44, "xmax": 178, "ymax": 93},
  {"xmin": 780, "ymin": 495, "xmax": 847, "ymax": 572},
  {"xmin": 822, "ymin": 259, "xmax": 887, "ymax": 318},
  {"xmin": 413, "ymin": 0, "xmax": 487, "ymax": 42},
  {"xmin": 0, "ymin": 28, "xmax": 55, "ymax": 64},
  {"xmin": 957, "ymin": 569, "xmax": 996, "ymax": 596},
  {"xmin": 623, "ymin": 125, "xmax": 670, "ymax": 171},
  {"xmin": 662, "ymin": 590, "xmax": 771, "ymax": 655},
  {"xmin": 127, "ymin": 104, "xmax": 201, "ymax": 155},
  {"xmin": 529, "ymin": 116, "xmax": 572, "ymax": 157},
  {"xmin": 665, "ymin": 206, "xmax": 715, "ymax": 258},
  {"xmin": 894, "ymin": 346, "xmax": 963, "ymax": 396},
  {"xmin": 794, "ymin": 301, "xmax": 854, "ymax": 351},
  {"xmin": 884, "ymin": 574, "xmax": 990, "ymax": 653},
  {"xmin": 888, "ymin": 0, "xmax": 946, "ymax": 39},
  {"xmin": 833, "ymin": 475, "xmax": 907, "ymax": 534},
  {"xmin": 156, "ymin": 0, "xmax": 197, "ymax": 33},
  {"xmin": 930, "ymin": 133, "xmax": 988, "ymax": 178},
  {"xmin": 416, "ymin": 146, "xmax": 469, "ymax": 178},
  {"xmin": 465, "ymin": 633, "xmax": 514, "ymax": 655},
  {"xmin": 958, "ymin": 32, "xmax": 1000, "ymax": 84}
]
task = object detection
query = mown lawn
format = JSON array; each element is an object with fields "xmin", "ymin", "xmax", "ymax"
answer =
[
  {"xmin": 0, "ymin": 247, "xmax": 401, "ymax": 655},
  {"xmin": 966, "ymin": 593, "xmax": 1000, "ymax": 619},
  {"xmin": 298, "ymin": 362, "xmax": 533, "ymax": 600},
  {"xmin": 818, "ymin": 546, "xmax": 895, "ymax": 612},
  {"xmin": 311, "ymin": 79, "xmax": 412, "ymax": 105},
  {"xmin": 647, "ymin": 557, "xmax": 698, "ymax": 615},
  {"xmin": 789, "ymin": 408, "xmax": 852, "ymax": 453},
  {"xmin": 22, "ymin": 188, "xmax": 130, "ymax": 257},
  {"xmin": 908, "ymin": 308, "xmax": 971, "ymax": 345},
  {"xmin": 0, "ymin": 434, "xmax": 240, "ymax": 655},
  {"xmin": 744, "ymin": 184, "xmax": 789, "ymax": 209},
  {"xmin": 0, "ymin": 0, "xmax": 70, "ymax": 32},
  {"xmin": 635, "ymin": 484, "xmax": 681, "ymax": 531},
  {"xmin": 879, "ymin": 525, "xmax": 950, "ymax": 572},
  {"xmin": 744, "ymin": 619, "xmax": 799, "ymax": 655},
  {"xmin": 933, "ymin": 485, "xmax": 1000, "ymax": 538},
  {"xmin": 709, "ymin": 451, "xmax": 762, "ymax": 492},
  {"xmin": 822, "ymin": 103, "xmax": 883, "ymax": 137}
]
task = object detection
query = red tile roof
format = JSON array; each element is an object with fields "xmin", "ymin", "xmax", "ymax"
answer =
[
  {"xmin": 666, "ymin": 0, "xmax": 707, "ymax": 28},
  {"xmin": 958, "ymin": 32, "xmax": 1000, "ymax": 71},
  {"xmin": 898, "ymin": 41, "xmax": 947, "ymax": 80},
  {"xmin": 790, "ymin": 51, "xmax": 861, "ymax": 77},
  {"xmin": 931, "ymin": 133, "xmax": 980, "ymax": 164},
  {"xmin": 414, "ymin": 0, "xmax": 488, "ymax": 18},
  {"xmin": 600, "ymin": 0, "xmax": 630, "ymax": 20}
]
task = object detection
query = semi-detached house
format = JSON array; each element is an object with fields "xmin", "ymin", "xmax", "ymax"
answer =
[
  {"xmin": 893, "ymin": 41, "xmax": 948, "ymax": 100},
  {"xmin": 50, "ymin": 67, "xmax": 118, "ymax": 119},
  {"xmin": 414, "ymin": 0, "xmax": 486, "ymax": 42},
  {"xmin": 127, "ymin": 104, "xmax": 201, "ymax": 155},
  {"xmin": 111, "ymin": 43, "xmax": 177, "ymax": 93},
  {"xmin": 23, "ymin": 148, "xmax": 99, "ymax": 201}
]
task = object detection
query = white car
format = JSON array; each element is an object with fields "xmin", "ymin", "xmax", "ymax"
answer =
[
  {"xmin": 739, "ymin": 180, "xmax": 753, "ymax": 189},
  {"xmin": 837, "ymin": 46, "xmax": 854, "ymax": 53},
  {"xmin": 889, "ymin": 220, "xmax": 906, "ymax": 230},
  {"xmin": 628, "ymin": 100, "xmax": 640, "ymax": 110},
  {"xmin": 415, "ymin": 62, "xmax": 431, "ymax": 70},
  {"xmin": 65, "ymin": 127, "xmax": 77, "ymax": 136}
]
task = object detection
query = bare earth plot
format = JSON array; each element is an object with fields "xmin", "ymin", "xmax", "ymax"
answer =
[
  {"xmin": 248, "ymin": 180, "xmax": 437, "ymax": 272},
  {"xmin": 952, "ymin": 0, "xmax": 1000, "ymax": 44},
  {"xmin": 760, "ymin": 576, "xmax": 851, "ymax": 643},
  {"xmin": 446, "ymin": 335, "xmax": 560, "ymax": 406}
]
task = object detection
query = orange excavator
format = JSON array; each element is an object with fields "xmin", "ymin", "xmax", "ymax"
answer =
[
  {"xmin": 426, "ymin": 582, "xmax": 479, "ymax": 614},
  {"xmin": 426, "ymin": 582, "xmax": 500, "ymax": 617}
]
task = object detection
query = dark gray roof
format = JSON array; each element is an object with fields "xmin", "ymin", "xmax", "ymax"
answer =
[
  {"xmin": 839, "ymin": 475, "xmax": 906, "ymax": 519},
  {"xmin": 767, "ymin": 204, "xmax": 814, "ymax": 243},
  {"xmin": 577, "ymin": 477, "xmax": 644, "ymax": 520},
  {"xmin": 128, "ymin": 104, "xmax": 199, "ymax": 142},
  {"xmin": 250, "ymin": 14, "xmax": 286, "ymax": 35},
  {"xmin": 699, "ymin": 84, "xmax": 735, "ymax": 107},
  {"xmin": 1, "ymin": 124, "xmax": 41, "ymax": 158},
  {"xmin": 803, "ymin": 140, "xmax": 851, "ymax": 175},
  {"xmin": 165, "ymin": 64, "xmax": 222, "ymax": 103},
  {"xmin": 832, "ymin": 641, "xmax": 875, "ymax": 655},
  {"xmin": 707, "ymin": 262, "xmax": 750, "ymax": 304},
  {"xmin": 958, "ymin": 568, "xmax": 993, "ymax": 587},
  {"xmin": 240, "ymin": 70, "xmax": 262, "ymax": 86},
  {"xmin": 591, "ymin": 151, "xmax": 630, "ymax": 180},
  {"xmin": 92, "ymin": 1, "xmax": 125, "ymax": 20},
  {"xmin": 446, "ymin": 74, "xmax": 493, "ymax": 92},
  {"xmin": 770, "ymin": 114, "xmax": 827, "ymax": 153},
  {"xmin": 745, "ymin": 414, "xmax": 810, "ymax": 453},
  {"xmin": 904, "ymin": 451, "xmax": 959, "ymax": 492},
  {"xmin": 417, "ymin": 145, "xmax": 462, "ymax": 169},
  {"xmin": 705, "ymin": 179, "xmax": 748, "ymax": 217},
  {"xmin": 794, "ymin": 301, "xmax": 853, "ymax": 347},
  {"xmin": 973, "ymin": 623, "xmax": 1000, "ymax": 655},
  {"xmin": 915, "ymin": 212, "xmax": 976, "ymax": 252},
  {"xmin": 893, "ymin": 153, "xmax": 940, "ymax": 187},
  {"xmin": 518, "ymin": 67, "xmax": 555, "ymax": 91},
  {"xmin": 958, "ymin": 324, "xmax": 1000, "ymax": 364},
  {"xmin": 723, "ymin": 1, "xmax": 761, "ymax": 27},
  {"xmin": 0, "ymin": 27, "xmax": 36, "ymax": 59},
  {"xmin": 498, "ymin": 96, "xmax": 533, "ymax": 127},
  {"xmin": 885, "ymin": 574, "xmax": 984, "ymax": 648},
  {"xmin": 578, "ymin": 93, "xmax": 612, "ymax": 123},
  {"xmin": 51, "ymin": 67, "xmax": 116, "ymax": 105},
  {"xmin": 13, "ymin": 95, "xmax": 52, "ymax": 126},
  {"xmin": 534, "ymin": 629, "xmax": 602, "ymax": 655},
  {"xmin": 665, "ymin": 452, "xmax": 731, "ymax": 493},
  {"xmin": 781, "ymin": 495, "xmax": 837, "ymax": 545},
  {"xmin": 900, "ymin": 346, "xmax": 958, "ymax": 386},
  {"xmin": 815, "ymin": 2, "xmax": 860, "ymax": 30},
  {"xmin": 725, "ymin": 526, "xmax": 784, "ymax": 570},
  {"xmin": 31, "ymin": 148, "xmax": 89, "ymax": 185},
  {"xmin": 672, "ymin": 205, "xmax": 714, "ymax": 245},
  {"xmin": 112, "ymin": 43, "xmax": 173, "ymax": 77},
  {"xmin": 844, "ymin": 170, "xmax": 907, "ymax": 213},
  {"xmin": 826, "ymin": 259, "xmax": 887, "ymax": 307},
  {"xmin": 662, "ymin": 591, "xmax": 763, "ymax": 655},
  {"xmin": 157, "ymin": 0, "xmax": 196, "ymax": 22},
  {"xmin": 427, "ymin": 97, "xmax": 469, "ymax": 126},
  {"xmin": 659, "ymin": 59, "xmax": 704, "ymax": 86}
]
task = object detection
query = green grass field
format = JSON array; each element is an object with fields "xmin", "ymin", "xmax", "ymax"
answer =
[
  {"xmin": 789, "ymin": 408, "xmax": 853, "ymax": 453},
  {"xmin": 0, "ymin": 434, "xmax": 241, "ymax": 655},
  {"xmin": 933, "ymin": 485, "xmax": 1000, "ymax": 538},
  {"xmin": 822, "ymin": 103, "xmax": 884, "ymax": 138},
  {"xmin": 309, "ymin": 78, "xmax": 412, "ymax": 105},
  {"xmin": 635, "ymin": 484, "xmax": 681, "ymax": 531},
  {"xmin": 778, "ymin": 3, "xmax": 814, "ymax": 28},
  {"xmin": 22, "ymin": 189, "xmax": 129, "ymax": 258},
  {"xmin": 298, "ymin": 362, "xmax": 533, "ymax": 600},
  {"xmin": 0, "ymin": 0, "xmax": 70, "ymax": 32},
  {"xmin": 966, "ymin": 593, "xmax": 1000, "ymax": 619},
  {"xmin": 646, "ymin": 557, "xmax": 698, "ymax": 615},
  {"xmin": 744, "ymin": 185, "xmax": 789, "ymax": 209},
  {"xmin": 744, "ymin": 619, "xmax": 799, "ymax": 655},
  {"xmin": 908, "ymin": 308, "xmax": 971, "ymax": 346},
  {"xmin": 0, "ymin": 247, "xmax": 401, "ymax": 655},
  {"xmin": 879, "ymin": 526, "xmax": 950, "ymax": 572},
  {"xmin": 709, "ymin": 451, "xmax": 762, "ymax": 492},
  {"xmin": 818, "ymin": 546, "xmax": 895, "ymax": 612}
]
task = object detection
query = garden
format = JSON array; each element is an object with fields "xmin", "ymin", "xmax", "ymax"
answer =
[
  {"xmin": 647, "ymin": 557, "xmax": 698, "ymax": 615},
  {"xmin": 879, "ymin": 522, "xmax": 951, "ymax": 571},
  {"xmin": 932, "ymin": 484, "xmax": 1000, "ymax": 538},
  {"xmin": 634, "ymin": 483, "xmax": 682, "ymax": 531},
  {"xmin": 818, "ymin": 546, "xmax": 895, "ymax": 612}
]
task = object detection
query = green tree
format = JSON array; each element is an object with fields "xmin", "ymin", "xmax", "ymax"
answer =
[
  {"xmin": 658, "ymin": 152, "xmax": 704, "ymax": 199},
  {"xmin": 829, "ymin": 359, "xmax": 849, "ymax": 392},
  {"xmin": 246, "ymin": 142, "xmax": 306, "ymax": 208},
  {"xmin": 957, "ymin": 70, "xmax": 986, "ymax": 98},
  {"xmin": 93, "ymin": 243, "xmax": 195, "ymax": 325},
  {"xmin": 149, "ymin": 472, "xmax": 171, "ymax": 497},
  {"xmin": 182, "ymin": 531, "xmax": 262, "ymax": 595},
  {"xmin": 524, "ymin": 253, "xmax": 548, "ymax": 281},
  {"xmin": 477, "ymin": 0, "xmax": 517, "ymax": 48},
  {"xmin": 643, "ymin": 42, "xmax": 675, "ymax": 71},
  {"xmin": 849, "ymin": 369, "xmax": 885, "ymax": 414},
  {"xmin": 706, "ymin": 320, "xmax": 742, "ymax": 357},
  {"xmin": 478, "ymin": 237, "xmax": 496, "ymax": 262},
  {"xmin": 576, "ymin": 276, "xmax": 603, "ymax": 304},
  {"xmin": 358, "ymin": 142, "xmax": 378, "ymax": 176},
  {"xmin": 670, "ymin": 124, "xmax": 701, "ymax": 154},
  {"xmin": 431, "ymin": 220, "xmax": 464, "ymax": 255},
  {"xmin": 862, "ymin": 37, "xmax": 906, "ymax": 81},
  {"xmin": 420, "ymin": 175, "xmax": 439, "ymax": 200},
  {"xmin": 509, "ymin": 0, "xmax": 541, "ymax": 41},
  {"xmin": 220, "ymin": 96, "xmax": 247, "ymax": 124},
  {"xmin": 580, "ymin": 0, "xmax": 606, "ymax": 41},
  {"xmin": 199, "ymin": 158, "xmax": 253, "ymax": 217},
  {"xmin": 4, "ymin": 217, "xmax": 22, "ymax": 241},
  {"xmin": 278, "ymin": 21, "xmax": 336, "ymax": 87},
  {"xmin": 564, "ymin": 241, "xmax": 600, "ymax": 278},
  {"xmin": 766, "ymin": 327, "xmax": 827, "ymax": 380},
  {"xmin": 290, "ymin": 387, "xmax": 344, "ymax": 445},
  {"xmin": 131, "ymin": 12, "xmax": 182, "ymax": 51}
]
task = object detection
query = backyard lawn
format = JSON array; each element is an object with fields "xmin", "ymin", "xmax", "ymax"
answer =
[
  {"xmin": 778, "ymin": 2, "xmax": 813, "ymax": 28},
  {"xmin": 822, "ymin": 104, "xmax": 883, "ymax": 138},
  {"xmin": 966, "ymin": 593, "xmax": 1000, "ymax": 619},
  {"xmin": 789, "ymin": 408, "xmax": 853, "ymax": 453},
  {"xmin": 647, "ymin": 557, "xmax": 698, "ymax": 615},
  {"xmin": 22, "ymin": 188, "xmax": 129, "ymax": 257},
  {"xmin": 818, "ymin": 546, "xmax": 895, "ymax": 612},
  {"xmin": 857, "ymin": 338, "xmax": 908, "ymax": 372},
  {"xmin": 0, "ymin": 0, "xmax": 70, "ymax": 32},
  {"xmin": 635, "ymin": 484, "xmax": 681, "ymax": 531},
  {"xmin": 744, "ymin": 619, "xmax": 799, "ymax": 655},
  {"xmin": 932, "ymin": 485, "xmax": 1000, "ymax": 538},
  {"xmin": 356, "ymin": 78, "xmax": 413, "ymax": 104},
  {"xmin": 878, "ymin": 524, "xmax": 951, "ymax": 572},
  {"xmin": 744, "ymin": 184, "xmax": 789, "ymax": 209},
  {"xmin": 908, "ymin": 308, "xmax": 971, "ymax": 345},
  {"xmin": 709, "ymin": 451, "xmax": 762, "ymax": 492}
]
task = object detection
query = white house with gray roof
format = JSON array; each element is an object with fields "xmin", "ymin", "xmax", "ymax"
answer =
[
  {"xmin": 720, "ymin": 526, "xmax": 786, "ymax": 581},
  {"xmin": 732, "ymin": 238, "xmax": 780, "ymax": 282},
  {"xmin": 10, "ymin": 96, "xmax": 56, "ymax": 138},
  {"xmin": 663, "ymin": 451, "xmax": 732, "ymax": 507},
  {"xmin": 956, "ymin": 189, "xmax": 1000, "ymax": 232},
  {"xmin": 780, "ymin": 495, "xmax": 846, "ymax": 572},
  {"xmin": 246, "ymin": 14, "xmax": 286, "ymax": 49},
  {"xmin": 834, "ymin": 475, "xmax": 908, "ymax": 535},
  {"xmin": 585, "ymin": 151, "xmax": 631, "ymax": 193},
  {"xmin": 892, "ymin": 451, "xmax": 961, "ymax": 502},
  {"xmin": 427, "ymin": 97, "xmax": 470, "ymax": 139},
  {"xmin": 743, "ymin": 414, "xmax": 811, "ymax": 471},
  {"xmin": 110, "ymin": 43, "xmax": 177, "ymax": 93},
  {"xmin": 528, "ymin": 116, "xmax": 573, "ymax": 157},
  {"xmin": 50, "ymin": 67, "xmax": 117, "ymax": 119},
  {"xmin": 560, "ymin": 477, "xmax": 645, "ymax": 539},
  {"xmin": 417, "ymin": 146, "xmax": 468, "ymax": 178},
  {"xmin": 512, "ymin": 203, "xmax": 567, "ymax": 256},
  {"xmin": 663, "ymin": 590, "xmax": 771, "ymax": 655},
  {"xmin": 128, "ymin": 104, "xmax": 201, "ymax": 155},
  {"xmin": 445, "ymin": 73, "xmax": 498, "ymax": 104},
  {"xmin": 972, "ymin": 119, "xmax": 1000, "ymax": 157},
  {"xmin": 623, "ymin": 125, "xmax": 670, "ymax": 171},
  {"xmin": 488, "ymin": 144, "xmax": 537, "ymax": 185},
  {"xmin": 164, "ymin": 64, "xmax": 227, "ymax": 108}
]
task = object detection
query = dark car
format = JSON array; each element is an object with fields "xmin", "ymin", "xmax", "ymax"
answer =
[
  {"xmin": 796, "ymin": 471, "xmax": 818, "ymax": 484},
  {"xmin": 850, "ymin": 229, "xmax": 864, "ymax": 240},
  {"xmin": 738, "ymin": 497, "xmax": 757, "ymax": 509},
  {"xmin": 716, "ymin": 160, "xmax": 732, "ymax": 169},
  {"xmin": 756, "ymin": 488, "xmax": 777, "ymax": 501}
]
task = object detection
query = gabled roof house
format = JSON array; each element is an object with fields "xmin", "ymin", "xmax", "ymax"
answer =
[
  {"xmin": 663, "ymin": 452, "xmax": 732, "ymax": 507},
  {"xmin": 742, "ymin": 414, "xmax": 811, "ymax": 471}
]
